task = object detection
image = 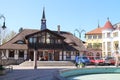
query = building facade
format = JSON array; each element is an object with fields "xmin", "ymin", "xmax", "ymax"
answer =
[
  {"xmin": 85, "ymin": 25, "xmax": 102, "ymax": 59},
  {"xmin": 0, "ymin": 9, "xmax": 85, "ymax": 65},
  {"xmin": 102, "ymin": 20, "xmax": 120, "ymax": 57},
  {"xmin": 86, "ymin": 18, "xmax": 120, "ymax": 58}
]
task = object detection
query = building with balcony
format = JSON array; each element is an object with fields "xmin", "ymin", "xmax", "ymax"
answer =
[
  {"xmin": 102, "ymin": 19, "xmax": 120, "ymax": 57},
  {"xmin": 85, "ymin": 25, "xmax": 102, "ymax": 59},
  {"xmin": 0, "ymin": 9, "xmax": 85, "ymax": 65},
  {"xmin": 86, "ymin": 18, "xmax": 120, "ymax": 58}
]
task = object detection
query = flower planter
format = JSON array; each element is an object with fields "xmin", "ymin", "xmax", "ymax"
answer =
[
  {"xmin": 0, "ymin": 70, "xmax": 6, "ymax": 75},
  {"xmin": 79, "ymin": 63, "xmax": 85, "ymax": 68},
  {"xmin": 0, "ymin": 65, "xmax": 6, "ymax": 75}
]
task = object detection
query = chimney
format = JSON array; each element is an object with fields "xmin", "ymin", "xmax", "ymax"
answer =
[{"xmin": 57, "ymin": 25, "xmax": 60, "ymax": 34}]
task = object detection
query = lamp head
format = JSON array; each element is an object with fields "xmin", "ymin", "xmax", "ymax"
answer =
[{"xmin": 2, "ymin": 22, "xmax": 6, "ymax": 30}]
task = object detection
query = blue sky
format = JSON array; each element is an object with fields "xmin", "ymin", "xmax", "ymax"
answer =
[{"xmin": 0, "ymin": 0, "xmax": 120, "ymax": 40}]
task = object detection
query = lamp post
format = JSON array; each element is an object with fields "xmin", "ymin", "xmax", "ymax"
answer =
[
  {"xmin": 74, "ymin": 29, "xmax": 86, "ymax": 40},
  {"xmin": 74, "ymin": 28, "xmax": 86, "ymax": 56},
  {"xmin": 33, "ymin": 41, "xmax": 38, "ymax": 69},
  {"xmin": 0, "ymin": 15, "xmax": 7, "ymax": 45}
]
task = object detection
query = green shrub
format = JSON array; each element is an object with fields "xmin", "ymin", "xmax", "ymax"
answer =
[{"xmin": 0, "ymin": 65, "xmax": 5, "ymax": 70}]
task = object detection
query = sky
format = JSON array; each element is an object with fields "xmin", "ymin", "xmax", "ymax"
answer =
[{"xmin": 0, "ymin": 0, "xmax": 120, "ymax": 40}]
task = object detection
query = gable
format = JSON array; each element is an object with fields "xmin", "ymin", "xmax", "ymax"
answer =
[{"xmin": 25, "ymin": 29, "xmax": 65, "ymax": 39}]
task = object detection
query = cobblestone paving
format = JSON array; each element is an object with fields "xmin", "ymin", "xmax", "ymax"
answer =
[
  {"xmin": 0, "ymin": 65, "xmax": 117, "ymax": 80},
  {"xmin": 0, "ymin": 66, "xmax": 75, "ymax": 80}
]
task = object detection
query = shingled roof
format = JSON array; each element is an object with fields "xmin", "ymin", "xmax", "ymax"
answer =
[
  {"xmin": 0, "ymin": 29, "xmax": 39, "ymax": 50},
  {"xmin": 0, "ymin": 29, "xmax": 85, "ymax": 51},
  {"xmin": 86, "ymin": 27, "xmax": 103, "ymax": 35},
  {"xmin": 59, "ymin": 32, "xmax": 86, "ymax": 51}
]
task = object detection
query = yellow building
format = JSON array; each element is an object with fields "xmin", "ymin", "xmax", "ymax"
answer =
[
  {"xmin": 85, "ymin": 26, "xmax": 102, "ymax": 58},
  {"xmin": 86, "ymin": 27, "xmax": 102, "ymax": 49}
]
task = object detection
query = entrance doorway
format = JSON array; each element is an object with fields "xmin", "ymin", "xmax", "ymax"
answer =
[
  {"xmin": 48, "ymin": 53, "xmax": 52, "ymax": 61},
  {"xmin": 29, "ymin": 51, "xmax": 34, "ymax": 61},
  {"xmin": 44, "ymin": 51, "xmax": 53, "ymax": 61},
  {"xmin": 54, "ymin": 51, "xmax": 59, "ymax": 61}
]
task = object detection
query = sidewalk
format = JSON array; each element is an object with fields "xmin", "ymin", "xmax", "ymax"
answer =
[{"xmin": 12, "ymin": 65, "xmax": 76, "ymax": 69}]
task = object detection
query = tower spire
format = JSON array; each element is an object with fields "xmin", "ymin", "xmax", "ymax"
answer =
[
  {"xmin": 41, "ymin": 7, "xmax": 47, "ymax": 30},
  {"xmin": 107, "ymin": 17, "xmax": 109, "ymax": 21},
  {"xmin": 42, "ymin": 7, "xmax": 45, "ymax": 19},
  {"xmin": 98, "ymin": 20, "xmax": 100, "ymax": 28}
]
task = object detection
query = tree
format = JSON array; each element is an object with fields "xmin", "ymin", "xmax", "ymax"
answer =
[
  {"xmin": 93, "ymin": 43, "xmax": 101, "ymax": 49},
  {"xmin": 2, "ymin": 31, "xmax": 16, "ymax": 44}
]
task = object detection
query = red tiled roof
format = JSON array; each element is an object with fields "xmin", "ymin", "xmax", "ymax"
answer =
[
  {"xmin": 103, "ymin": 20, "xmax": 113, "ymax": 30},
  {"xmin": 86, "ymin": 27, "xmax": 103, "ymax": 35}
]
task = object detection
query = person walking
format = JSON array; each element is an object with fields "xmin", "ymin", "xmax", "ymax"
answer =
[
  {"xmin": 75, "ymin": 55, "xmax": 79, "ymax": 68},
  {"xmin": 114, "ymin": 51, "xmax": 119, "ymax": 67}
]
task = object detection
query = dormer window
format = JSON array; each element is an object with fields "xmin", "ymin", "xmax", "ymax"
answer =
[
  {"xmin": 15, "ymin": 40, "xmax": 24, "ymax": 44},
  {"xmin": 29, "ymin": 38, "xmax": 32, "ymax": 43}
]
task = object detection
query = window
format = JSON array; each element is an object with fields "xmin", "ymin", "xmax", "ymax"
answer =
[
  {"xmin": 9, "ymin": 50, "xmax": 14, "ymax": 58},
  {"xmin": 66, "ymin": 51, "xmax": 71, "ymax": 60},
  {"xmin": 98, "ymin": 35, "xmax": 102, "ymax": 39},
  {"xmin": 33, "ymin": 37, "xmax": 37, "ymax": 43},
  {"xmin": 46, "ymin": 33, "xmax": 50, "ymax": 43},
  {"xmin": 103, "ymin": 42, "xmax": 105, "ymax": 51},
  {"xmin": 58, "ymin": 39, "xmax": 61, "ymax": 44},
  {"xmin": 50, "ymin": 38, "xmax": 54, "ymax": 44},
  {"xmin": 96, "ymin": 52, "xmax": 100, "ymax": 57},
  {"xmin": 102, "ymin": 33, "xmax": 105, "ymax": 38},
  {"xmin": 107, "ymin": 33, "xmax": 111, "ymax": 38},
  {"xmin": 16, "ymin": 40, "xmax": 24, "ymax": 44},
  {"xmin": 93, "ymin": 43, "xmax": 102, "ymax": 49},
  {"xmin": 113, "ymin": 32, "xmax": 118, "ymax": 37},
  {"xmin": 93, "ymin": 35, "xmax": 97, "ymax": 39},
  {"xmin": 114, "ymin": 41, "xmax": 119, "ymax": 50},
  {"xmin": 19, "ymin": 50, "xmax": 24, "ymax": 57},
  {"xmin": 46, "ymin": 38, "xmax": 50, "ymax": 43},
  {"xmin": 107, "ymin": 42, "xmax": 111, "ymax": 51},
  {"xmin": 29, "ymin": 38, "xmax": 32, "ymax": 43},
  {"xmin": 55, "ymin": 39, "xmax": 61, "ymax": 44},
  {"xmin": 41, "ymin": 36, "xmax": 45, "ymax": 43},
  {"xmin": 88, "ymin": 35, "xmax": 92, "ymax": 39}
]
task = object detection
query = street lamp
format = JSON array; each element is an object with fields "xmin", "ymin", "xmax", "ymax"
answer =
[
  {"xmin": 74, "ymin": 29, "xmax": 86, "ymax": 40},
  {"xmin": 0, "ymin": 15, "xmax": 7, "ymax": 45},
  {"xmin": 33, "ymin": 40, "xmax": 38, "ymax": 69}
]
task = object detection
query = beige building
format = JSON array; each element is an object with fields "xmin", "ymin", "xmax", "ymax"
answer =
[{"xmin": 85, "ymin": 26, "xmax": 102, "ymax": 59}]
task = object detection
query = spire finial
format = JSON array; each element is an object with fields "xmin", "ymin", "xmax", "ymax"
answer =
[
  {"xmin": 98, "ymin": 20, "xmax": 100, "ymax": 28},
  {"xmin": 107, "ymin": 17, "xmax": 109, "ymax": 21},
  {"xmin": 42, "ymin": 7, "xmax": 45, "ymax": 19}
]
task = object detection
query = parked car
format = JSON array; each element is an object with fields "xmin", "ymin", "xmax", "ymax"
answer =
[
  {"xmin": 104, "ymin": 57, "xmax": 115, "ymax": 65},
  {"xmin": 90, "ymin": 57, "xmax": 105, "ymax": 65},
  {"xmin": 78, "ymin": 56, "xmax": 90, "ymax": 65}
]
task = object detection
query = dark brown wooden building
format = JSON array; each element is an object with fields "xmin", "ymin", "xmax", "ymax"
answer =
[{"xmin": 0, "ymin": 9, "xmax": 85, "ymax": 65}]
